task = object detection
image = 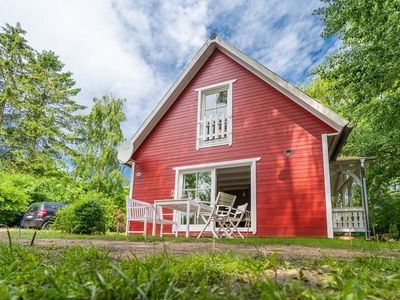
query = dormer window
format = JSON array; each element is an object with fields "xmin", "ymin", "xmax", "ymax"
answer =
[{"xmin": 195, "ymin": 79, "xmax": 235, "ymax": 149}]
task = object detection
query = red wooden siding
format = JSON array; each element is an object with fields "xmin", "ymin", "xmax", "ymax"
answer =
[{"xmin": 130, "ymin": 49, "xmax": 337, "ymax": 237}]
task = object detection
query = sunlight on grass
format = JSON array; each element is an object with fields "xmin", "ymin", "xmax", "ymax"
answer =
[{"xmin": 0, "ymin": 240, "xmax": 399, "ymax": 299}]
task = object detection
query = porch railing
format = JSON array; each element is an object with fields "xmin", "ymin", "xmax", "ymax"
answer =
[
  {"xmin": 332, "ymin": 207, "xmax": 366, "ymax": 232},
  {"xmin": 202, "ymin": 116, "xmax": 227, "ymax": 141}
]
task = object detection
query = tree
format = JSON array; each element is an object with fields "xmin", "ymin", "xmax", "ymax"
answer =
[
  {"xmin": 313, "ymin": 0, "xmax": 400, "ymax": 233},
  {"xmin": 0, "ymin": 24, "xmax": 33, "ymax": 159},
  {"xmin": 74, "ymin": 96, "xmax": 127, "ymax": 206},
  {"xmin": 0, "ymin": 24, "xmax": 84, "ymax": 173}
]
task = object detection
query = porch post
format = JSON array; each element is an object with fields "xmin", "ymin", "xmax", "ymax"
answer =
[{"xmin": 360, "ymin": 159, "xmax": 371, "ymax": 239}]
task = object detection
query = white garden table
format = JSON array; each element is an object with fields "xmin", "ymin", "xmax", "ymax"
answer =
[{"xmin": 152, "ymin": 199, "xmax": 214, "ymax": 238}]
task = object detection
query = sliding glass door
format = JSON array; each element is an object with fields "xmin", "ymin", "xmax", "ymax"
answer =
[{"xmin": 178, "ymin": 170, "xmax": 214, "ymax": 227}]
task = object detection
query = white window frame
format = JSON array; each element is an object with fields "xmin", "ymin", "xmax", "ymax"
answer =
[
  {"xmin": 173, "ymin": 157, "xmax": 259, "ymax": 233},
  {"xmin": 195, "ymin": 79, "xmax": 236, "ymax": 150}
]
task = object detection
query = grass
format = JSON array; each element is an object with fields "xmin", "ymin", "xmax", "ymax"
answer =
[
  {"xmin": 0, "ymin": 235, "xmax": 399, "ymax": 299},
  {"xmin": 3, "ymin": 228, "xmax": 400, "ymax": 251}
]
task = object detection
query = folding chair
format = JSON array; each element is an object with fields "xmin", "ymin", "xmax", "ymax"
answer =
[
  {"xmin": 224, "ymin": 203, "xmax": 248, "ymax": 238},
  {"xmin": 197, "ymin": 192, "xmax": 236, "ymax": 238}
]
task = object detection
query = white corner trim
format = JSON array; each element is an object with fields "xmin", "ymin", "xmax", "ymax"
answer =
[
  {"xmin": 250, "ymin": 159, "xmax": 257, "ymax": 234},
  {"xmin": 173, "ymin": 157, "xmax": 261, "ymax": 171},
  {"xmin": 128, "ymin": 162, "xmax": 136, "ymax": 199},
  {"xmin": 194, "ymin": 79, "xmax": 237, "ymax": 92},
  {"xmin": 322, "ymin": 134, "xmax": 333, "ymax": 238}
]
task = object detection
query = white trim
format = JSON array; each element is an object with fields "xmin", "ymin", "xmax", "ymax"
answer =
[
  {"xmin": 194, "ymin": 79, "xmax": 237, "ymax": 92},
  {"xmin": 173, "ymin": 157, "xmax": 259, "ymax": 234},
  {"xmin": 122, "ymin": 35, "xmax": 349, "ymax": 159},
  {"xmin": 195, "ymin": 80, "xmax": 234, "ymax": 150},
  {"xmin": 322, "ymin": 134, "xmax": 333, "ymax": 238},
  {"xmin": 126, "ymin": 162, "xmax": 136, "ymax": 235},
  {"xmin": 250, "ymin": 159, "xmax": 257, "ymax": 234},
  {"xmin": 173, "ymin": 157, "xmax": 261, "ymax": 171},
  {"xmin": 129, "ymin": 162, "xmax": 135, "ymax": 199}
]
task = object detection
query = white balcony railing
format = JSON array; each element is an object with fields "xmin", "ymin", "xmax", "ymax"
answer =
[
  {"xmin": 332, "ymin": 207, "xmax": 366, "ymax": 232},
  {"xmin": 202, "ymin": 116, "xmax": 228, "ymax": 141}
]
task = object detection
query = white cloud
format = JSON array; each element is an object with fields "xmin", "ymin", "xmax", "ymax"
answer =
[{"xmin": 0, "ymin": 0, "xmax": 336, "ymax": 138}]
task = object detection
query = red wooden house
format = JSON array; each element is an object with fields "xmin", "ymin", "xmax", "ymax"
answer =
[{"xmin": 119, "ymin": 35, "xmax": 371, "ymax": 238}]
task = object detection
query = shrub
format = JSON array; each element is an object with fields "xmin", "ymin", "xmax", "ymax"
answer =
[
  {"xmin": 53, "ymin": 191, "xmax": 116, "ymax": 234},
  {"xmin": 0, "ymin": 178, "xmax": 29, "ymax": 226},
  {"xmin": 373, "ymin": 192, "xmax": 400, "ymax": 235},
  {"xmin": 389, "ymin": 224, "xmax": 399, "ymax": 240}
]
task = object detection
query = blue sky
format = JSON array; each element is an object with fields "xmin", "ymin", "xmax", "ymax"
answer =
[{"xmin": 0, "ymin": 0, "xmax": 337, "ymax": 139}]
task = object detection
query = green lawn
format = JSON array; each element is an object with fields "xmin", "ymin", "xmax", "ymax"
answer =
[
  {"xmin": 3, "ymin": 228, "xmax": 400, "ymax": 251},
  {"xmin": 0, "ymin": 239, "xmax": 399, "ymax": 299}
]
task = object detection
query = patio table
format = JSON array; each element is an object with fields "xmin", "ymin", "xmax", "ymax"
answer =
[{"xmin": 152, "ymin": 199, "xmax": 214, "ymax": 238}]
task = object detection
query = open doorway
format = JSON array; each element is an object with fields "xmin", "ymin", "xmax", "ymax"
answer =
[{"xmin": 216, "ymin": 166, "xmax": 251, "ymax": 228}]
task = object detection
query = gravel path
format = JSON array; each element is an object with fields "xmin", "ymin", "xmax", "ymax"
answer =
[{"xmin": 4, "ymin": 237, "xmax": 399, "ymax": 260}]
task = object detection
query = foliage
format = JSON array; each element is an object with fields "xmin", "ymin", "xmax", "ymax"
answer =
[
  {"xmin": 0, "ymin": 171, "xmax": 85, "ymax": 226},
  {"xmin": 0, "ymin": 24, "xmax": 84, "ymax": 174},
  {"xmin": 0, "ymin": 177, "xmax": 29, "ymax": 225},
  {"xmin": 373, "ymin": 192, "xmax": 400, "ymax": 239},
  {"xmin": 53, "ymin": 191, "xmax": 115, "ymax": 234},
  {"xmin": 0, "ymin": 24, "xmax": 129, "ymax": 225},
  {"xmin": 309, "ymin": 0, "xmax": 400, "ymax": 234},
  {"xmin": 0, "ymin": 242, "xmax": 399, "ymax": 299},
  {"xmin": 73, "ymin": 95, "xmax": 127, "ymax": 208}
]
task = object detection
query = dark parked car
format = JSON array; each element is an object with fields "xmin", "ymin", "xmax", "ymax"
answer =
[{"xmin": 20, "ymin": 202, "xmax": 66, "ymax": 229}]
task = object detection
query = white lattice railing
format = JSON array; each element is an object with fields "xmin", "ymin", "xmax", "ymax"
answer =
[
  {"xmin": 202, "ymin": 116, "xmax": 227, "ymax": 141},
  {"xmin": 332, "ymin": 207, "xmax": 366, "ymax": 232}
]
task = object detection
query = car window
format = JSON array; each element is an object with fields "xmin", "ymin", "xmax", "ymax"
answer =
[{"xmin": 27, "ymin": 203, "xmax": 40, "ymax": 213}]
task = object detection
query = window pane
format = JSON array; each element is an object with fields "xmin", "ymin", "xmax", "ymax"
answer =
[
  {"xmin": 183, "ymin": 190, "xmax": 196, "ymax": 200},
  {"xmin": 198, "ymin": 189, "xmax": 211, "ymax": 203},
  {"xmin": 217, "ymin": 90, "xmax": 227, "ymax": 107},
  {"xmin": 205, "ymin": 94, "xmax": 216, "ymax": 109},
  {"xmin": 217, "ymin": 107, "xmax": 227, "ymax": 118},
  {"xmin": 205, "ymin": 109, "xmax": 216, "ymax": 119},
  {"xmin": 184, "ymin": 173, "xmax": 196, "ymax": 189},
  {"xmin": 197, "ymin": 171, "xmax": 211, "ymax": 190}
]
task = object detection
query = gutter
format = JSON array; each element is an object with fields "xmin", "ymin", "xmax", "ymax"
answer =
[{"xmin": 330, "ymin": 124, "xmax": 354, "ymax": 161}]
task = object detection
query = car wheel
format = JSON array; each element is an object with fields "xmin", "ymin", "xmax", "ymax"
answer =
[{"xmin": 41, "ymin": 222, "xmax": 52, "ymax": 230}]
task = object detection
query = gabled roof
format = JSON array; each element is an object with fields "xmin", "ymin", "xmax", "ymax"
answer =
[{"xmin": 119, "ymin": 34, "xmax": 350, "ymax": 164}]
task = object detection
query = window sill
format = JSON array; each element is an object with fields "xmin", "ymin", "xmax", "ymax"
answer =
[{"xmin": 197, "ymin": 139, "xmax": 231, "ymax": 149}]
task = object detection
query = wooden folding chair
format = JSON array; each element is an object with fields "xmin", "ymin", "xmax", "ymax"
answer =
[
  {"xmin": 197, "ymin": 192, "xmax": 236, "ymax": 238},
  {"xmin": 224, "ymin": 203, "xmax": 248, "ymax": 238}
]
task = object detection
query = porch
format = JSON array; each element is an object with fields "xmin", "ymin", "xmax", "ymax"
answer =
[{"xmin": 330, "ymin": 157, "xmax": 374, "ymax": 238}]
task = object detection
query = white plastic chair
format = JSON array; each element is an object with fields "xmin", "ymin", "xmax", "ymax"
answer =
[
  {"xmin": 125, "ymin": 199, "xmax": 177, "ymax": 237},
  {"xmin": 197, "ymin": 192, "xmax": 236, "ymax": 238}
]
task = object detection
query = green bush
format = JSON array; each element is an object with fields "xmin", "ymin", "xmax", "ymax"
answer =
[
  {"xmin": 373, "ymin": 192, "xmax": 400, "ymax": 236},
  {"xmin": 53, "ymin": 191, "xmax": 115, "ymax": 234},
  {"xmin": 0, "ymin": 178, "xmax": 29, "ymax": 226}
]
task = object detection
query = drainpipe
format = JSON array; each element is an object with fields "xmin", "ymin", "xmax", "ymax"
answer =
[{"xmin": 360, "ymin": 158, "xmax": 371, "ymax": 239}]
